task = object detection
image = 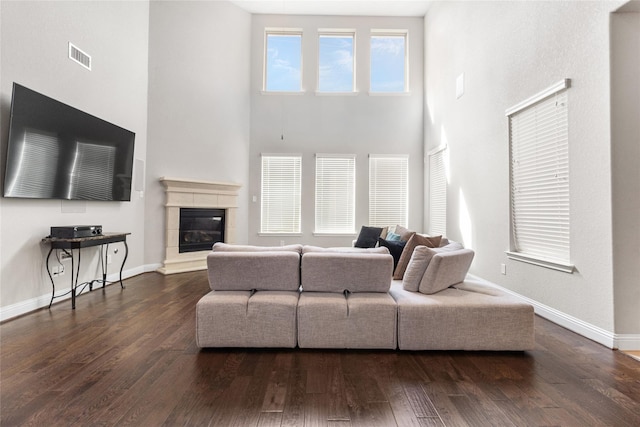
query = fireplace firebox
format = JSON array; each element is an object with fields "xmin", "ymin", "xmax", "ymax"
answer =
[{"xmin": 179, "ymin": 208, "xmax": 225, "ymax": 253}]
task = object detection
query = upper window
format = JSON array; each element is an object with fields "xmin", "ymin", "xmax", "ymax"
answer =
[
  {"xmin": 261, "ymin": 154, "xmax": 302, "ymax": 234},
  {"xmin": 315, "ymin": 154, "xmax": 356, "ymax": 234},
  {"xmin": 507, "ymin": 79, "xmax": 573, "ymax": 272},
  {"xmin": 318, "ymin": 30, "xmax": 355, "ymax": 93},
  {"xmin": 264, "ymin": 29, "xmax": 303, "ymax": 92},
  {"xmin": 370, "ymin": 30, "xmax": 408, "ymax": 93},
  {"xmin": 369, "ymin": 155, "xmax": 409, "ymax": 227}
]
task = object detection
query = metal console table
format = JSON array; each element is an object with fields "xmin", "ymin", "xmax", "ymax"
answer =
[{"xmin": 43, "ymin": 232, "xmax": 130, "ymax": 309}]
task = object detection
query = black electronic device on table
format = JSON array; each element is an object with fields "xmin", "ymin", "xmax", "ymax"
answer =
[{"xmin": 50, "ymin": 225, "xmax": 103, "ymax": 239}]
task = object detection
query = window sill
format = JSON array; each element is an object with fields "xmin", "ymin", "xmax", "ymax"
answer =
[
  {"xmin": 258, "ymin": 233, "xmax": 303, "ymax": 237},
  {"xmin": 505, "ymin": 251, "xmax": 575, "ymax": 274},
  {"xmin": 368, "ymin": 91, "xmax": 411, "ymax": 97},
  {"xmin": 313, "ymin": 232, "xmax": 358, "ymax": 237}
]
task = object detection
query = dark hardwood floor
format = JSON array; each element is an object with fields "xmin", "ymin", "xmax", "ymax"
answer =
[{"xmin": 1, "ymin": 271, "xmax": 639, "ymax": 426}]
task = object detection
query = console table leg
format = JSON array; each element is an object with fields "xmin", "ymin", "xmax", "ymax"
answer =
[
  {"xmin": 120, "ymin": 240, "xmax": 128, "ymax": 289},
  {"xmin": 46, "ymin": 248, "xmax": 55, "ymax": 309}
]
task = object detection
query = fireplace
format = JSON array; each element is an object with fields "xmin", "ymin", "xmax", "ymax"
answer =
[
  {"xmin": 158, "ymin": 177, "xmax": 241, "ymax": 275},
  {"xmin": 179, "ymin": 208, "xmax": 225, "ymax": 253}
]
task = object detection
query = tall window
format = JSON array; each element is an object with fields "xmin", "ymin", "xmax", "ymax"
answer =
[
  {"xmin": 315, "ymin": 155, "xmax": 356, "ymax": 234},
  {"xmin": 318, "ymin": 31, "xmax": 355, "ymax": 93},
  {"xmin": 264, "ymin": 29, "xmax": 303, "ymax": 92},
  {"xmin": 369, "ymin": 155, "xmax": 409, "ymax": 227},
  {"xmin": 370, "ymin": 30, "xmax": 408, "ymax": 93},
  {"xmin": 428, "ymin": 146, "xmax": 447, "ymax": 236},
  {"xmin": 261, "ymin": 155, "xmax": 302, "ymax": 234},
  {"xmin": 507, "ymin": 79, "xmax": 573, "ymax": 272}
]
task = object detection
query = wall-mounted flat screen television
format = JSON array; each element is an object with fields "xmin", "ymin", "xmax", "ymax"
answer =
[{"xmin": 3, "ymin": 83, "xmax": 135, "ymax": 201}]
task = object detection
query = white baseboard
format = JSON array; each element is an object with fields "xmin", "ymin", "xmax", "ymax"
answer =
[
  {"xmin": 614, "ymin": 334, "xmax": 640, "ymax": 351},
  {"xmin": 467, "ymin": 274, "xmax": 621, "ymax": 350},
  {"xmin": 0, "ymin": 266, "xmax": 144, "ymax": 323}
]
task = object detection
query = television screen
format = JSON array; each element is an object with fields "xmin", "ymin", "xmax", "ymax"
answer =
[{"xmin": 3, "ymin": 83, "xmax": 135, "ymax": 201}]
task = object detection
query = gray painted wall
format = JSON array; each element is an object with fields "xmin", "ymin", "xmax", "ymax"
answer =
[
  {"xmin": 145, "ymin": 0, "xmax": 251, "ymax": 266},
  {"xmin": 611, "ymin": 9, "xmax": 640, "ymax": 336},
  {"xmin": 424, "ymin": 1, "xmax": 624, "ymax": 332},
  {"xmin": 248, "ymin": 14, "xmax": 424, "ymax": 247},
  {"xmin": 0, "ymin": 0, "xmax": 149, "ymax": 314}
]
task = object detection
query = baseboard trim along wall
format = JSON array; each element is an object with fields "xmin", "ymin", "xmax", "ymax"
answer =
[
  {"xmin": 0, "ymin": 266, "xmax": 145, "ymax": 322},
  {"xmin": 467, "ymin": 274, "xmax": 640, "ymax": 350}
]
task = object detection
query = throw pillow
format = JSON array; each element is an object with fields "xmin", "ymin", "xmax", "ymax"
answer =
[
  {"xmin": 402, "ymin": 246, "xmax": 437, "ymax": 291},
  {"xmin": 418, "ymin": 249, "xmax": 475, "ymax": 294},
  {"xmin": 385, "ymin": 231, "xmax": 402, "ymax": 241},
  {"xmin": 394, "ymin": 225, "xmax": 415, "ymax": 242},
  {"xmin": 377, "ymin": 238, "xmax": 406, "ymax": 269},
  {"xmin": 393, "ymin": 234, "xmax": 442, "ymax": 280},
  {"xmin": 354, "ymin": 225, "xmax": 384, "ymax": 248}
]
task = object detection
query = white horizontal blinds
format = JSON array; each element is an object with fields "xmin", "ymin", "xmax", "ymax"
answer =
[
  {"xmin": 429, "ymin": 147, "xmax": 447, "ymax": 236},
  {"xmin": 510, "ymin": 90, "xmax": 569, "ymax": 262},
  {"xmin": 315, "ymin": 155, "xmax": 356, "ymax": 233},
  {"xmin": 369, "ymin": 155, "xmax": 409, "ymax": 227},
  {"xmin": 261, "ymin": 155, "xmax": 302, "ymax": 233}
]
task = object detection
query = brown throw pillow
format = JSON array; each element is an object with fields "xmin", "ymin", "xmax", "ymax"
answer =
[
  {"xmin": 394, "ymin": 225, "xmax": 415, "ymax": 242},
  {"xmin": 393, "ymin": 234, "xmax": 442, "ymax": 280}
]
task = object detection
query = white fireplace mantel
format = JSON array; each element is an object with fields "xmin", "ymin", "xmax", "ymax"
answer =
[{"xmin": 157, "ymin": 177, "xmax": 241, "ymax": 275}]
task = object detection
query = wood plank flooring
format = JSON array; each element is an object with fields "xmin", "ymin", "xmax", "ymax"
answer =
[{"xmin": 1, "ymin": 271, "xmax": 639, "ymax": 426}]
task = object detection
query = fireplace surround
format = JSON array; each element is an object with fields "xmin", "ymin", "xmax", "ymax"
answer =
[{"xmin": 158, "ymin": 177, "xmax": 241, "ymax": 275}]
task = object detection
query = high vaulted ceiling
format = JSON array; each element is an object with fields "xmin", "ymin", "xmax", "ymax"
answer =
[{"xmin": 229, "ymin": 0, "xmax": 432, "ymax": 17}]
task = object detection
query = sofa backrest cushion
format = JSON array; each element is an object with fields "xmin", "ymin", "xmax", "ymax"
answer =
[
  {"xmin": 207, "ymin": 251, "xmax": 301, "ymax": 292},
  {"xmin": 303, "ymin": 245, "xmax": 390, "ymax": 255},
  {"xmin": 301, "ymin": 252, "xmax": 393, "ymax": 293},
  {"xmin": 418, "ymin": 249, "xmax": 475, "ymax": 295},
  {"xmin": 212, "ymin": 242, "xmax": 302, "ymax": 253},
  {"xmin": 402, "ymin": 242, "xmax": 465, "ymax": 291}
]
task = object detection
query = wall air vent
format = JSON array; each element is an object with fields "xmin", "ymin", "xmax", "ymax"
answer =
[{"xmin": 68, "ymin": 42, "xmax": 91, "ymax": 70}]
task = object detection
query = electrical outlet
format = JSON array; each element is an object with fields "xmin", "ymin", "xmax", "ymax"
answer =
[
  {"xmin": 60, "ymin": 252, "xmax": 72, "ymax": 261},
  {"xmin": 107, "ymin": 254, "xmax": 113, "ymax": 265},
  {"xmin": 59, "ymin": 265, "xmax": 65, "ymax": 276},
  {"xmin": 500, "ymin": 263, "xmax": 507, "ymax": 275},
  {"xmin": 52, "ymin": 266, "xmax": 60, "ymax": 277}
]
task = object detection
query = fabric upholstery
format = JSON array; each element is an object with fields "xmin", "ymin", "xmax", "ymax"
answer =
[
  {"xmin": 212, "ymin": 242, "xmax": 303, "ymax": 253},
  {"xmin": 394, "ymin": 225, "xmax": 415, "ymax": 242},
  {"xmin": 196, "ymin": 290, "xmax": 299, "ymax": 348},
  {"xmin": 402, "ymin": 246, "xmax": 436, "ymax": 292},
  {"xmin": 389, "ymin": 280, "xmax": 535, "ymax": 350},
  {"xmin": 207, "ymin": 251, "xmax": 300, "ymax": 291},
  {"xmin": 377, "ymin": 238, "xmax": 406, "ymax": 269},
  {"xmin": 393, "ymin": 234, "xmax": 442, "ymax": 280},
  {"xmin": 418, "ymin": 249, "xmax": 475, "ymax": 294},
  {"xmin": 303, "ymin": 245, "xmax": 390, "ymax": 254},
  {"xmin": 301, "ymin": 252, "xmax": 393, "ymax": 293},
  {"xmin": 297, "ymin": 292, "xmax": 397, "ymax": 349}
]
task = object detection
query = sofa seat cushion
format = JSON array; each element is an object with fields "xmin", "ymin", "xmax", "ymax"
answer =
[
  {"xmin": 207, "ymin": 251, "xmax": 300, "ymax": 291},
  {"xmin": 196, "ymin": 290, "xmax": 299, "ymax": 348},
  {"xmin": 389, "ymin": 279, "xmax": 534, "ymax": 351},
  {"xmin": 301, "ymin": 252, "xmax": 393, "ymax": 293},
  {"xmin": 297, "ymin": 292, "xmax": 397, "ymax": 349}
]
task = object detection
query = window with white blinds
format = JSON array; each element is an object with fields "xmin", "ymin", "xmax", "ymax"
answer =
[
  {"xmin": 507, "ymin": 79, "xmax": 574, "ymax": 272},
  {"xmin": 261, "ymin": 155, "xmax": 302, "ymax": 234},
  {"xmin": 428, "ymin": 146, "xmax": 447, "ymax": 236},
  {"xmin": 315, "ymin": 155, "xmax": 356, "ymax": 234},
  {"xmin": 369, "ymin": 155, "xmax": 409, "ymax": 227}
]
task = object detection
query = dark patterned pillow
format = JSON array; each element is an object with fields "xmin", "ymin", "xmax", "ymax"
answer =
[{"xmin": 354, "ymin": 226, "xmax": 384, "ymax": 248}]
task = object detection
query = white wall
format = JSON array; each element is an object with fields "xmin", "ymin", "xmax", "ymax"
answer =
[
  {"xmin": 248, "ymin": 15, "xmax": 424, "ymax": 247},
  {"xmin": 611, "ymin": 7, "xmax": 640, "ymax": 339},
  {"xmin": 145, "ymin": 0, "xmax": 251, "ymax": 266},
  {"xmin": 424, "ymin": 1, "xmax": 623, "ymax": 333},
  {"xmin": 0, "ymin": 0, "xmax": 149, "ymax": 317}
]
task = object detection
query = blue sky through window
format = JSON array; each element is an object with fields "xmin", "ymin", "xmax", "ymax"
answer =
[
  {"xmin": 318, "ymin": 35, "xmax": 354, "ymax": 92},
  {"xmin": 265, "ymin": 33, "xmax": 302, "ymax": 91},
  {"xmin": 370, "ymin": 35, "xmax": 406, "ymax": 92}
]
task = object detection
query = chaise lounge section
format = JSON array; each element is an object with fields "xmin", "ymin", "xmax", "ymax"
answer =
[{"xmin": 196, "ymin": 242, "xmax": 535, "ymax": 351}]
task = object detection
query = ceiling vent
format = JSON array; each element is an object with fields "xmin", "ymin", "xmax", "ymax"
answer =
[{"xmin": 68, "ymin": 43, "xmax": 91, "ymax": 71}]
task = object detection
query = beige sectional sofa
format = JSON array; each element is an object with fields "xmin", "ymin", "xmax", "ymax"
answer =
[{"xmin": 196, "ymin": 242, "xmax": 534, "ymax": 351}]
